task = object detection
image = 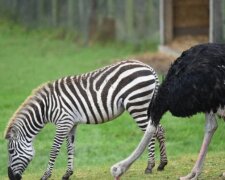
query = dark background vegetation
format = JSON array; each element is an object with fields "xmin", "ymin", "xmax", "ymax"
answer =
[{"xmin": 0, "ymin": 0, "xmax": 159, "ymax": 45}]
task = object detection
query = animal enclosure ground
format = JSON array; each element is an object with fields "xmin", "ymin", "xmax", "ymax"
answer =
[
  {"xmin": 1, "ymin": 152, "xmax": 225, "ymax": 179},
  {"xmin": 0, "ymin": 20, "xmax": 225, "ymax": 179}
]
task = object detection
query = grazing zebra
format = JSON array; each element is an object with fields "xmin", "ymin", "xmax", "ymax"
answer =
[{"xmin": 5, "ymin": 60, "xmax": 167, "ymax": 180}]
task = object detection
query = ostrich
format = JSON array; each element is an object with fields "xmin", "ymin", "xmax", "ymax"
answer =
[{"xmin": 111, "ymin": 43, "xmax": 225, "ymax": 179}]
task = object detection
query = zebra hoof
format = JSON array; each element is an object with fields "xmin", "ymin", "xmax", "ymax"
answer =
[
  {"xmin": 62, "ymin": 170, "xmax": 73, "ymax": 180},
  {"xmin": 40, "ymin": 176, "xmax": 50, "ymax": 180},
  {"xmin": 145, "ymin": 168, "xmax": 153, "ymax": 174},
  {"xmin": 145, "ymin": 162, "xmax": 155, "ymax": 174},
  {"xmin": 40, "ymin": 171, "xmax": 51, "ymax": 180},
  {"xmin": 157, "ymin": 161, "xmax": 168, "ymax": 171}
]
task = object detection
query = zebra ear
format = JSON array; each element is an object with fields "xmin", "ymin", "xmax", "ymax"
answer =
[{"xmin": 5, "ymin": 127, "xmax": 19, "ymax": 140}]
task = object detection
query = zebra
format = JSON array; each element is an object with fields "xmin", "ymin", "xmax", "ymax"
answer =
[{"xmin": 5, "ymin": 60, "xmax": 167, "ymax": 180}]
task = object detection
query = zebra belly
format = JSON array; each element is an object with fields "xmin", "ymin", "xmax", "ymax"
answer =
[{"xmin": 78, "ymin": 104, "xmax": 125, "ymax": 124}]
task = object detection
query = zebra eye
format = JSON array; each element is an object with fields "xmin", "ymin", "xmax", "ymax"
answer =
[{"xmin": 9, "ymin": 149, "xmax": 14, "ymax": 154}]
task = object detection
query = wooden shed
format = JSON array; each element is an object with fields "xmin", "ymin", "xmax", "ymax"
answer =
[{"xmin": 159, "ymin": 0, "xmax": 223, "ymax": 54}]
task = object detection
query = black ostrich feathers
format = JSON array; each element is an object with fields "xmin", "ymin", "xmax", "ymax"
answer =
[{"xmin": 150, "ymin": 43, "xmax": 225, "ymax": 125}]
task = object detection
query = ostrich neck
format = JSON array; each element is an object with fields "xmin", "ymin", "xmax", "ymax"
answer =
[
  {"xmin": 148, "ymin": 83, "xmax": 169, "ymax": 126},
  {"xmin": 120, "ymin": 122, "xmax": 156, "ymax": 168}
]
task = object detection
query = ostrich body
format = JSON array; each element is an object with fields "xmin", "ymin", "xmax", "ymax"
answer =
[{"xmin": 111, "ymin": 43, "xmax": 225, "ymax": 179}]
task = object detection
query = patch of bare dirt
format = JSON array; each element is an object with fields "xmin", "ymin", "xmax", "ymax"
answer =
[
  {"xmin": 135, "ymin": 52, "xmax": 177, "ymax": 75},
  {"xmin": 136, "ymin": 35, "xmax": 208, "ymax": 75},
  {"xmin": 169, "ymin": 35, "xmax": 208, "ymax": 52}
]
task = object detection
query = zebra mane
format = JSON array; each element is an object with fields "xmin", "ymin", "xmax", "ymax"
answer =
[{"xmin": 4, "ymin": 82, "xmax": 49, "ymax": 139}]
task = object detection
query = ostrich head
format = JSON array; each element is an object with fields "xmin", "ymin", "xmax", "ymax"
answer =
[{"xmin": 110, "ymin": 161, "xmax": 129, "ymax": 180}]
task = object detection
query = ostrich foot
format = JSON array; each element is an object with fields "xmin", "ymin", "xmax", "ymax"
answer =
[
  {"xmin": 179, "ymin": 170, "xmax": 201, "ymax": 180},
  {"xmin": 62, "ymin": 169, "xmax": 73, "ymax": 180},
  {"xmin": 145, "ymin": 162, "xmax": 155, "ymax": 174},
  {"xmin": 157, "ymin": 161, "xmax": 168, "ymax": 171}
]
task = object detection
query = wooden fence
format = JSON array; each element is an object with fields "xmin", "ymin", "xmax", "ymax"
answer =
[{"xmin": 0, "ymin": 0, "xmax": 160, "ymax": 44}]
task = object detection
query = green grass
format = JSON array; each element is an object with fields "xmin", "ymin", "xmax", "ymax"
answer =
[
  {"xmin": 1, "ymin": 152, "xmax": 225, "ymax": 180},
  {"xmin": 0, "ymin": 20, "xmax": 225, "ymax": 179}
]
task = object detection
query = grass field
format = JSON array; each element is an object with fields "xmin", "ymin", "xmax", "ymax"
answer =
[{"xmin": 0, "ymin": 20, "xmax": 225, "ymax": 179}]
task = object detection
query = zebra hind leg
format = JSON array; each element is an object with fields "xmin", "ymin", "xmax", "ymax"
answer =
[
  {"xmin": 156, "ymin": 125, "xmax": 168, "ymax": 171},
  {"xmin": 62, "ymin": 170, "xmax": 73, "ymax": 180},
  {"xmin": 62, "ymin": 125, "xmax": 77, "ymax": 180},
  {"xmin": 145, "ymin": 137, "xmax": 156, "ymax": 174}
]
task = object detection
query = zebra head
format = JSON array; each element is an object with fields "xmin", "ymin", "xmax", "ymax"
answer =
[{"xmin": 5, "ymin": 127, "xmax": 35, "ymax": 180}]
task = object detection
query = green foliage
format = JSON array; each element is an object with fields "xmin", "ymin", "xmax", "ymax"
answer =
[{"xmin": 0, "ymin": 20, "xmax": 225, "ymax": 179}]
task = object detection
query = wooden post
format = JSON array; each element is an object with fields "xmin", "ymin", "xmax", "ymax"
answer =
[
  {"xmin": 67, "ymin": 0, "xmax": 75, "ymax": 28},
  {"xmin": 125, "ymin": 0, "xmax": 134, "ymax": 41},
  {"xmin": 160, "ymin": 0, "xmax": 173, "ymax": 45},
  {"xmin": 209, "ymin": 0, "xmax": 223, "ymax": 43},
  {"xmin": 78, "ymin": 0, "xmax": 91, "ymax": 45},
  {"xmin": 51, "ymin": 0, "xmax": 58, "ymax": 26},
  {"xmin": 107, "ymin": 0, "xmax": 114, "ymax": 18},
  {"xmin": 37, "ymin": 0, "xmax": 45, "ymax": 26},
  {"xmin": 115, "ymin": 0, "xmax": 126, "ymax": 41}
]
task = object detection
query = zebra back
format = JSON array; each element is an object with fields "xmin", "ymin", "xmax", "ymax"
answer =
[
  {"xmin": 55, "ymin": 60, "xmax": 158, "ymax": 124},
  {"xmin": 5, "ymin": 60, "xmax": 159, "ymax": 137}
]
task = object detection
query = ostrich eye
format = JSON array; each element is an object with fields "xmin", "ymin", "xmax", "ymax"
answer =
[{"xmin": 9, "ymin": 149, "xmax": 14, "ymax": 154}]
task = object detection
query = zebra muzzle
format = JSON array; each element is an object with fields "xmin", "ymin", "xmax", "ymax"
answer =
[{"xmin": 8, "ymin": 167, "xmax": 21, "ymax": 180}]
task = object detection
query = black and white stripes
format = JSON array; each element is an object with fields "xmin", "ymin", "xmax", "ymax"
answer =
[
  {"xmin": 5, "ymin": 60, "xmax": 167, "ymax": 180},
  {"xmin": 50, "ymin": 61, "xmax": 154, "ymax": 124}
]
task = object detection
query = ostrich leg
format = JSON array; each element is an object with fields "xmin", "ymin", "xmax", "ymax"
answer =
[{"xmin": 180, "ymin": 112, "xmax": 217, "ymax": 180}]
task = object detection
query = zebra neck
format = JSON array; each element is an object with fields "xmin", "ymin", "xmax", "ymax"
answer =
[
  {"xmin": 14, "ymin": 101, "xmax": 47, "ymax": 141},
  {"xmin": 23, "ymin": 117, "xmax": 45, "ymax": 141}
]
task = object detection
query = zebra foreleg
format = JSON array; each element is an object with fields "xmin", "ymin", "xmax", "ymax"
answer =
[
  {"xmin": 145, "ymin": 137, "xmax": 156, "ymax": 174},
  {"xmin": 62, "ymin": 125, "xmax": 77, "ymax": 180},
  {"xmin": 41, "ymin": 125, "xmax": 73, "ymax": 180}
]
